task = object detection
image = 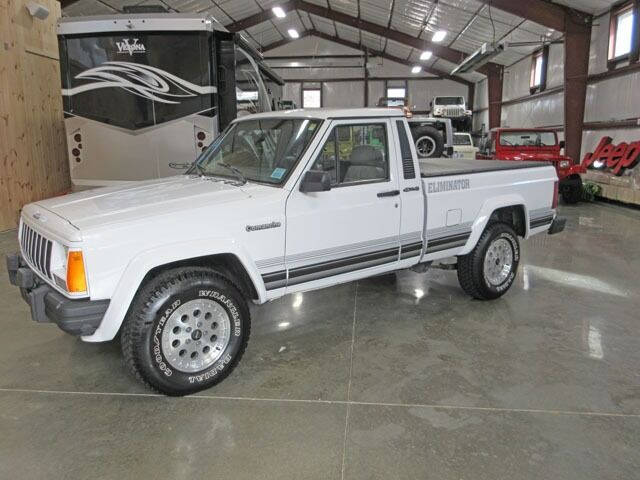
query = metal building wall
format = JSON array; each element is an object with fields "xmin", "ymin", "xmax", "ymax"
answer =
[
  {"xmin": 501, "ymin": 44, "xmax": 565, "ymax": 129},
  {"xmin": 473, "ymin": 78, "xmax": 489, "ymax": 132},
  {"xmin": 583, "ymin": 11, "xmax": 640, "ymax": 155}
]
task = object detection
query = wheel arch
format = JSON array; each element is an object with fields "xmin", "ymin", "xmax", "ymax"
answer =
[
  {"xmin": 459, "ymin": 195, "xmax": 528, "ymax": 255},
  {"xmin": 82, "ymin": 240, "xmax": 266, "ymax": 343}
]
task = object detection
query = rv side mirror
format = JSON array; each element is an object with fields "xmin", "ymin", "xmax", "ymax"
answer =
[
  {"xmin": 559, "ymin": 140, "xmax": 565, "ymax": 149},
  {"xmin": 300, "ymin": 170, "xmax": 332, "ymax": 193}
]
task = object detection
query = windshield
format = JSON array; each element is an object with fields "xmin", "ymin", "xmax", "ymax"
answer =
[
  {"xmin": 453, "ymin": 134, "xmax": 472, "ymax": 146},
  {"xmin": 434, "ymin": 97, "xmax": 464, "ymax": 106},
  {"xmin": 193, "ymin": 118, "xmax": 321, "ymax": 185},
  {"xmin": 499, "ymin": 131, "xmax": 557, "ymax": 147}
]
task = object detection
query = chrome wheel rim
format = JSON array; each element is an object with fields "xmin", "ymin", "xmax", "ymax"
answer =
[
  {"xmin": 483, "ymin": 238, "xmax": 514, "ymax": 286},
  {"xmin": 415, "ymin": 136, "xmax": 436, "ymax": 158},
  {"xmin": 161, "ymin": 299, "xmax": 231, "ymax": 373}
]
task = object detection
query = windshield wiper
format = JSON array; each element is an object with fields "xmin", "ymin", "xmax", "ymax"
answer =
[
  {"xmin": 186, "ymin": 162, "xmax": 208, "ymax": 176},
  {"xmin": 218, "ymin": 162, "xmax": 247, "ymax": 185}
]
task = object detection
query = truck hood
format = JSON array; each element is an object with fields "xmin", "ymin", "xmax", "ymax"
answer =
[{"xmin": 35, "ymin": 176, "xmax": 261, "ymax": 231}]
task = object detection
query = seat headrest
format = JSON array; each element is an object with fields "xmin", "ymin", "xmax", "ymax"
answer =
[{"xmin": 350, "ymin": 145, "xmax": 383, "ymax": 165}]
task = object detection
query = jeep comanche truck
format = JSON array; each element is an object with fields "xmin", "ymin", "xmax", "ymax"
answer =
[
  {"xmin": 477, "ymin": 128, "xmax": 586, "ymax": 203},
  {"xmin": 7, "ymin": 108, "xmax": 565, "ymax": 396}
]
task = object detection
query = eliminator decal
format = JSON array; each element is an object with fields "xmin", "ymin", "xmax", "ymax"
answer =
[{"xmin": 61, "ymin": 61, "xmax": 217, "ymax": 104}]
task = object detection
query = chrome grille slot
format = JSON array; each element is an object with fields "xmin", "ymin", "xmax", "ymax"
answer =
[{"xmin": 20, "ymin": 223, "xmax": 53, "ymax": 280}]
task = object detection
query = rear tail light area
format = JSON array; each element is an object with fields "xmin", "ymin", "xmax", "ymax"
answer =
[{"xmin": 552, "ymin": 180, "xmax": 559, "ymax": 209}]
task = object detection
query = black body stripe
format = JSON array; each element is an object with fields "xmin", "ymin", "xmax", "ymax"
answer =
[
  {"xmin": 530, "ymin": 216, "xmax": 554, "ymax": 229},
  {"xmin": 425, "ymin": 231, "xmax": 471, "ymax": 254},
  {"xmin": 289, "ymin": 246, "xmax": 399, "ymax": 280},
  {"xmin": 263, "ymin": 240, "xmax": 429, "ymax": 290}
]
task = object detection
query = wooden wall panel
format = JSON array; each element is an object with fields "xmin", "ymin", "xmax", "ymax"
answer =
[{"xmin": 0, "ymin": 0, "xmax": 70, "ymax": 231}]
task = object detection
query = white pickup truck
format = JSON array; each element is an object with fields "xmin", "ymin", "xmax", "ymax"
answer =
[{"xmin": 7, "ymin": 108, "xmax": 565, "ymax": 396}]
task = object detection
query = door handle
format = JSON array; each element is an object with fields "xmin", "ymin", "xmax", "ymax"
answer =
[{"xmin": 377, "ymin": 190, "xmax": 400, "ymax": 198}]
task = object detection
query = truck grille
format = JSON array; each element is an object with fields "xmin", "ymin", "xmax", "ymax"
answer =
[
  {"xmin": 444, "ymin": 107, "xmax": 464, "ymax": 117},
  {"xmin": 20, "ymin": 223, "xmax": 53, "ymax": 280}
]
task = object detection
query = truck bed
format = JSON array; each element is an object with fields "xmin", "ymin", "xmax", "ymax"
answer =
[{"xmin": 419, "ymin": 158, "xmax": 546, "ymax": 178}]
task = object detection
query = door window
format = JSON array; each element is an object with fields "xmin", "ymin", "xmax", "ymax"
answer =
[{"xmin": 312, "ymin": 123, "xmax": 389, "ymax": 185}]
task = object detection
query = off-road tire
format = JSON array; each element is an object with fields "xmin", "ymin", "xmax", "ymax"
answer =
[
  {"xmin": 562, "ymin": 186, "xmax": 582, "ymax": 204},
  {"xmin": 457, "ymin": 222, "xmax": 520, "ymax": 300},
  {"xmin": 412, "ymin": 126, "xmax": 445, "ymax": 158},
  {"xmin": 121, "ymin": 266, "xmax": 250, "ymax": 396}
]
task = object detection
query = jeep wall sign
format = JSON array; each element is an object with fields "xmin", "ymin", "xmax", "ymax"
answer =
[{"xmin": 582, "ymin": 136, "xmax": 640, "ymax": 175}]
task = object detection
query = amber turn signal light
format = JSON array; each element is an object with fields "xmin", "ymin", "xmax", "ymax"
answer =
[{"xmin": 67, "ymin": 251, "xmax": 87, "ymax": 293}]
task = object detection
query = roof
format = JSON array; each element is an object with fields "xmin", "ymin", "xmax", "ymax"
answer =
[{"xmin": 234, "ymin": 108, "xmax": 406, "ymax": 121}]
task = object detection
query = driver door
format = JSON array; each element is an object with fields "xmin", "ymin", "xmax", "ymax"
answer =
[{"xmin": 284, "ymin": 119, "xmax": 401, "ymax": 292}]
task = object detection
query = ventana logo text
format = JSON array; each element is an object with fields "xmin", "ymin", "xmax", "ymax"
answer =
[{"xmin": 116, "ymin": 38, "xmax": 146, "ymax": 55}]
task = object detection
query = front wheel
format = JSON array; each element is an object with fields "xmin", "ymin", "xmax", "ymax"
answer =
[
  {"xmin": 457, "ymin": 222, "xmax": 520, "ymax": 300},
  {"xmin": 121, "ymin": 267, "xmax": 250, "ymax": 396}
]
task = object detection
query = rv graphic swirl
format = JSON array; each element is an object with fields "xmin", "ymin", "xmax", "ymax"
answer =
[{"xmin": 61, "ymin": 61, "xmax": 217, "ymax": 104}]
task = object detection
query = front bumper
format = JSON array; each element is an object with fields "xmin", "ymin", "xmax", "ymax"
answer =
[{"xmin": 6, "ymin": 253, "xmax": 109, "ymax": 336}]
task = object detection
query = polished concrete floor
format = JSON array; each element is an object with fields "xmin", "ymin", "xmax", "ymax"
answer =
[{"xmin": 1, "ymin": 202, "xmax": 639, "ymax": 479}]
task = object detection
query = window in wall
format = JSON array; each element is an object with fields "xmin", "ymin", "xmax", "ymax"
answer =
[
  {"xmin": 303, "ymin": 88, "xmax": 321, "ymax": 108},
  {"xmin": 387, "ymin": 87, "xmax": 406, "ymax": 99},
  {"xmin": 312, "ymin": 123, "xmax": 389, "ymax": 185},
  {"xmin": 530, "ymin": 48, "xmax": 548, "ymax": 92},
  {"xmin": 609, "ymin": 4, "xmax": 635, "ymax": 60}
]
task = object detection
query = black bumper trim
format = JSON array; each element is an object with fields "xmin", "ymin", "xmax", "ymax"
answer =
[{"xmin": 7, "ymin": 253, "xmax": 109, "ymax": 336}]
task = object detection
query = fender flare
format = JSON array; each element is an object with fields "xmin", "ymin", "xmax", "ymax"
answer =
[
  {"xmin": 82, "ymin": 238, "xmax": 266, "ymax": 342},
  {"xmin": 458, "ymin": 194, "xmax": 528, "ymax": 255}
]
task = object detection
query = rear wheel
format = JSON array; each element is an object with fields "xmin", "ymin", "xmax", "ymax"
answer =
[
  {"xmin": 457, "ymin": 222, "xmax": 520, "ymax": 300},
  {"xmin": 412, "ymin": 126, "xmax": 444, "ymax": 158},
  {"xmin": 121, "ymin": 267, "xmax": 250, "ymax": 396}
]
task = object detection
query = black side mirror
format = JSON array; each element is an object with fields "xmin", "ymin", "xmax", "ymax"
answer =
[
  {"xmin": 300, "ymin": 170, "xmax": 332, "ymax": 193},
  {"xmin": 559, "ymin": 140, "xmax": 565, "ymax": 149}
]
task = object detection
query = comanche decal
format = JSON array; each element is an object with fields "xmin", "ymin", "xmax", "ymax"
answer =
[{"xmin": 246, "ymin": 221, "xmax": 282, "ymax": 232}]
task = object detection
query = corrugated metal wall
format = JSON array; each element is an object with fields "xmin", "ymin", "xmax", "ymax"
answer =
[
  {"xmin": 470, "ymin": 17, "xmax": 640, "ymax": 157},
  {"xmin": 266, "ymin": 36, "xmax": 470, "ymax": 112},
  {"xmin": 583, "ymin": 12, "xmax": 640, "ymax": 155}
]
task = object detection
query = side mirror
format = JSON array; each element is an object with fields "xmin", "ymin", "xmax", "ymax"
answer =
[
  {"xmin": 559, "ymin": 140, "xmax": 565, "ymax": 149},
  {"xmin": 299, "ymin": 170, "xmax": 331, "ymax": 193}
]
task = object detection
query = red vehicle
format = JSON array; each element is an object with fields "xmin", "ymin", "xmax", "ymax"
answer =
[{"xmin": 477, "ymin": 128, "xmax": 585, "ymax": 203}]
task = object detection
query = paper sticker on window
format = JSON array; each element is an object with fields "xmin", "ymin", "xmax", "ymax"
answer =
[{"xmin": 270, "ymin": 167, "xmax": 287, "ymax": 180}]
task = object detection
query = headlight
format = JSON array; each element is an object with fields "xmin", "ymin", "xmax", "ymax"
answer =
[{"xmin": 559, "ymin": 160, "xmax": 570, "ymax": 169}]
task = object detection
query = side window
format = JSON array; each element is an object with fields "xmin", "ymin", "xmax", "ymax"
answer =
[{"xmin": 313, "ymin": 123, "xmax": 389, "ymax": 185}]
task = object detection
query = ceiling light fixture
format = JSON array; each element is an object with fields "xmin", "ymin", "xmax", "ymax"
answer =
[
  {"xmin": 432, "ymin": 30, "xmax": 447, "ymax": 43},
  {"xmin": 272, "ymin": 6, "xmax": 286, "ymax": 18},
  {"xmin": 288, "ymin": 28, "xmax": 299, "ymax": 39},
  {"xmin": 451, "ymin": 42, "xmax": 504, "ymax": 74},
  {"xmin": 420, "ymin": 50, "xmax": 433, "ymax": 60},
  {"xmin": 411, "ymin": 65, "xmax": 422, "ymax": 74}
]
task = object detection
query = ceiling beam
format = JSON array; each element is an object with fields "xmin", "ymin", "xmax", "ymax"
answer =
[
  {"xmin": 227, "ymin": 0, "xmax": 298, "ymax": 32},
  {"xmin": 226, "ymin": 0, "xmax": 474, "ymax": 66},
  {"xmin": 261, "ymin": 29, "xmax": 473, "ymax": 87},
  {"xmin": 476, "ymin": 0, "xmax": 591, "ymax": 32}
]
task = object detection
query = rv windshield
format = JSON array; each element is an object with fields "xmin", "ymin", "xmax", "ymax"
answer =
[
  {"xmin": 194, "ymin": 118, "xmax": 321, "ymax": 185},
  {"xmin": 434, "ymin": 97, "xmax": 464, "ymax": 106}
]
